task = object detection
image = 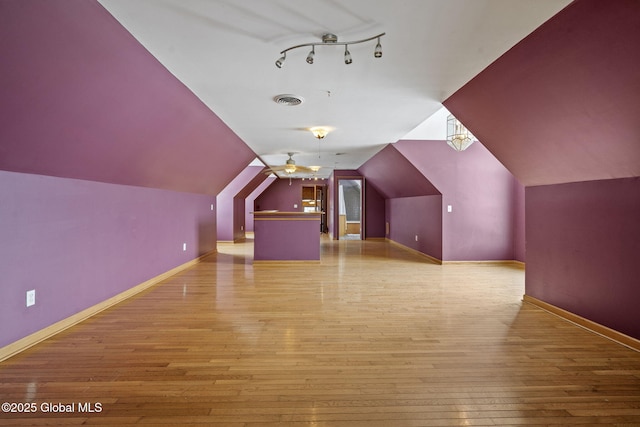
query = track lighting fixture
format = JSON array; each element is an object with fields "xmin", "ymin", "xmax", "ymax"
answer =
[
  {"xmin": 275, "ymin": 53, "xmax": 286, "ymax": 68},
  {"xmin": 374, "ymin": 37, "xmax": 382, "ymax": 58},
  {"xmin": 275, "ymin": 32, "xmax": 385, "ymax": 68},
  {"xmin": 344, "ymin": 45, "xmax": 352, "ymax": 64},
  {"xmin": 306, "ymin": 46, "xmax": 315, "ymax": 64}
]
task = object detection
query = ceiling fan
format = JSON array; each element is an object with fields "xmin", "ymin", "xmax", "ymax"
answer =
[{"xmin": 266, "ymin": 152, "xmax": 320, "ymax": 177}]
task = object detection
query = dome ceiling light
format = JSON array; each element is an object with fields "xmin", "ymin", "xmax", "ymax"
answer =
[{"xmin": 310, "ymin": 126, "xmax": 330, "ymax": 140}]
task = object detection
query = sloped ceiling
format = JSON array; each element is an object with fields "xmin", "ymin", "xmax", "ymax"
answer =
[
  {"xmin": 97, "ymin": 0, "xmax": 571, "ymax": 178},
  {"xmin": 0, "ymin": 1, "xmax": 256, "ymax": 195},
  {"xmin": 357, "ymin": 145, "xmax": 440, "ymax": 198},
  {"xmin": 444, "ymin": 0, "xmax": 640, "ymax": 187},
  {"xmin": 236, "ymin": 167, "xmax": 270, "ymax": 199}
]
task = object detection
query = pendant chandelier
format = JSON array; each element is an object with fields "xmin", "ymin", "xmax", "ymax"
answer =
[{"xmin": 446, "ymin": 114, "xmax": 476, "ymax": 151}]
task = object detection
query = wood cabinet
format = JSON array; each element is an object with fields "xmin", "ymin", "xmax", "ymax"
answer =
[{"xmin": 302, "ymin": 185, "xmax": 327, "ymax": 233}]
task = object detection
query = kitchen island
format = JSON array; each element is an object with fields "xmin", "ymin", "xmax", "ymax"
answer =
[{"xmin": 253, "ymin": 211, "xmax": 322, "ymax": 261}]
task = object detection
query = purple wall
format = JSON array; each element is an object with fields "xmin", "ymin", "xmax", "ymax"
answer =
[
  {"xmin": 245, "ymin": 177, "xmax": 276, "ymax": 232},
  {"xmin": 0, "ymin": 0, "xmax": 260, "ymax": 352},
  {"xmin": 513, "ymin": 183, "xmax": 526, "ymax": 262},
  {"xmin": 444, "ymin": 0, "xmax": 640, "ymax": 187},
  {"xmin": 358, "ymin": 141, "xmax": 522, "ymax": 261},
  {"xmin": 358, "ymin": 146, "xmax": 440, "ymax": 198},
  {"xmin": 216, "ymin": 166, "xmax": 265, "ymax": 242},
  {"xmin": 526, "ymin": 178, "xmax": 640, "ymax": 339},
  {"xmin": 0, "ymin": 171, "xmax": 215, "ymax": 348},
  {"xmin": 254, "ymin": 178, "xmax": 328, "ymax": 212},
  {"xmin": 386, "ymin": 196, "xmax": 443, "ymax": 259},
  {"xmin": 0, "ymin": 0, "xmax": 255, "ymax": 195},
  {"xmin": 394, "ymin": 140, "xmax": 521, "ymax": 261},
  {"xmin": 254, "ymin": 214, "xmax": 321, "ymax": 261},
  {"xmin": 442, "ymin": 0, "xmax": 639, "ymax": 339},
  {"xmin": 365, "ymin": 183, "xmax": 386, "ymax": 238}
]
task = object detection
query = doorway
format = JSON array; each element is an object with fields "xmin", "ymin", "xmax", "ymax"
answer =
[
  {"xmin": 337, "ymin": 179, "xmax": 362, "ymax": 240},
  {"xmin": 302, "ymin": 184, "xmax": 328, "ymax": 233}
]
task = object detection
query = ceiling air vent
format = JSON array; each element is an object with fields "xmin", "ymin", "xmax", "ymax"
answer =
[{"xmin": 274, "ymin": 94, "xmax": 304, "ymax": 106}]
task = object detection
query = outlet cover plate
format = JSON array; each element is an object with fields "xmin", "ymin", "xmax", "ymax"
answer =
[{"xmin": 26, "ymin": 290, "xmax": 36, "ymax": 307}]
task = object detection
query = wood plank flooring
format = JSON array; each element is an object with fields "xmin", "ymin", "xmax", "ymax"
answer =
[{"xmin": 1, "ymin": 238, "xmax": 640, "ymax": 426}]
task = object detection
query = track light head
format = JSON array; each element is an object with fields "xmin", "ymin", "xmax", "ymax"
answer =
[
  {"xmin": 344, "ymin": 45, "xmax": 352, "ymax": 65},
  {"xmin": 306, "ymin": 47, "xmax": 314, "ymax": 64},
  {"xmin": 275, "ymin": 53, "xmax": 286, "ymax": 68},
  {"xmin": 374, "ymin": 38, "xmax": 382, "ymax": 58}
]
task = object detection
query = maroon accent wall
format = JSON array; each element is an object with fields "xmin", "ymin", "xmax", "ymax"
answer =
[
  {"xmin": 0, "ymin": 0, "xmax": 255, "ymax": 195},
  {"xmin": 526, "ymin": 178, "xmax": 640, "ymax": 339},
  {"xmin": 443, "ymin": 0, "xmax": 640, "ymax": 338},
  {"xmin": 513, "ymin": 183, "xmax": 526, "ymax": 262},
  {"xmin": 444, "ymin": 0, "xmax": 640, "ymax": 187},
  {"xmin": 364, "ymin": 183, "xmax": 386, "ymax": 238},
  {"xmin": 0, "ymin": 171, "xmax": 215, "ymax": 348}
]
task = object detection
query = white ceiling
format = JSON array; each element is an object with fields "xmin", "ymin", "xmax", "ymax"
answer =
[{"xmin": 99, "ymin": 0, "xmax": 570, "ymax": 178}]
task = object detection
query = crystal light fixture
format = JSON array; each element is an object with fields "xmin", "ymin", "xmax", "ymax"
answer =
[{"xmin": 446, "ymin": 114, "xmax": 476, "ymax": 151}]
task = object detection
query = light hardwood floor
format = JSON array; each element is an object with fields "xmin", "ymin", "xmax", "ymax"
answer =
[{"xmin": 1, "ymin": 238, "xmax": 640, "ymax": 426}]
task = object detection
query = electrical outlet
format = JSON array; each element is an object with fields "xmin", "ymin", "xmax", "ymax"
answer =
[
  {"xmin": 183, "ymin": 243, "xmax": 187, "ymax": 251},
  {"xmin": 294, "ymin": 204, "xmax": 298, "ymax": 209},
  {"xmin": 447, "ymin": 205, "xmax": 453, "ymax": 213},
  {"xmin": 26, "ymin": 290, "xmax": 36, "ymax": 307},
  {"xmin": 415, "ymin": 235, "xmax": 418, "ymax": 242},
  {"xmin": 210, "ymin": 204, "xmax": 214, "ymax": 211}
]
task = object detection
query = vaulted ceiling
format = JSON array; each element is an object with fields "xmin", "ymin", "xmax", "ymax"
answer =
[
  {"xmin": 96, "ymin": 0, "xmax": 571, "ymax": 178},
  {"xmin": 2, "ymin": 1, "xmax": 636, "ymax": 194}
]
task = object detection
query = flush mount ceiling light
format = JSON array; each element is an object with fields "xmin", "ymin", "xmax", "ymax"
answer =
[
  {"xmin": 446, "ymin": 114, "xmax": 476, "ymax": 151},
  {"xmin": 275, "ymin": 32, "xmax": 385, "ymax": 68},
  {"xmin": 310, "ymin": 126, "xmax": 330, "ymax": 139},
  {"xmin": 284, "ymin": 153, "xmax": 298, "ymax": 174}
]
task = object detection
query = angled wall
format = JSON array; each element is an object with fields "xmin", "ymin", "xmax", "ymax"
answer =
[
  {"xmin": 216, "ymin": 166, "xmax": 267, "ymax": 242},
  {"xmin": 359, "ymin": 142, "xmax": 521, "ymax": 261},
  {"xmin": 364, "ymin": 183, "xmax": 386, "ymax": 239},
  {"xmin": 0, "ymin": 1, "xmax": 255, "ymax": 194},
  {"xmin": 245, "ymin": 177, "xmax": 277, "ymax": 232},
  {"xmin": 444, "ymin": 0, "xmax": 640, "ymax": 187},
  {"xmin": 0, "ymin": 171, "xmax": 215, "ymax": 349},
  {"xmin": 444, "ymin": 0, "xmax": 640, "ymax": 338},
  {"xmin": 358, "ymin": 145, "xmax": 440, "ymax": 198},
  {"xmin": 0, "ymin": 1, "xmax": 254, "ymax": 351},
  {"xmin": 526, "ymin": 178, "xmax": 640, "ymax": 338},
  {"xmin": 255, "ymin": 178, "xmax": 312, "ymax": 212},
  {"xmin": 394, "ymin": 140, "xmax": 523, "ymax": 261}
]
